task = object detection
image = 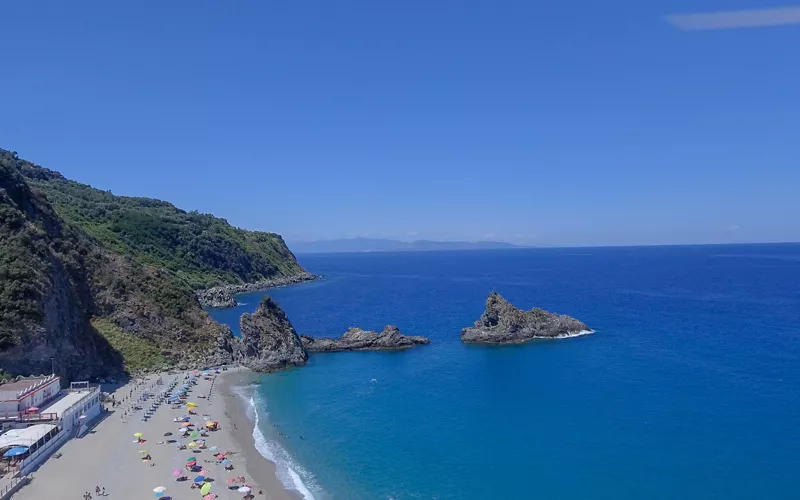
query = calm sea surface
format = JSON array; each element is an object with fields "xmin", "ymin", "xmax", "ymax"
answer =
[{"xmin": 209, "ymin": 244, "xmax": 800, "ymax": 499}]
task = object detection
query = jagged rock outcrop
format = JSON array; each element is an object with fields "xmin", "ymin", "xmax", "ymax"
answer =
[
  {"xmin": 461, "ymin": 292, "xmax": 592, "ymax": 344},
  {"xmin": 240, "ymin": 296, "xmax": 307, "ymax": 371},
  {"xmin": 196, "ymin": 273, "xmax": 319, "ymax": 308},
  {"xmin": 199, "ymin": 289, "xmax": 238, "ymax": 308},
  {"xmin": 208, "ymin": 324, "xmax": 244, "ymax": 366},
  {"xmin": 301, "ymin": 325, "xmax": 430, "ymax": 352}
]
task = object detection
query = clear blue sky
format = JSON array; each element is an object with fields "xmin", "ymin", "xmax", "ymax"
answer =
[{"xmin": 2, "ymin": 0, "xmax": 798, "ymax": 246}]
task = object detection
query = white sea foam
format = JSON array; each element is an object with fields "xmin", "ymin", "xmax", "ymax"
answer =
[
  {"xmin": 545, "ymin": 329, "xmax": 595, "ymax": 339},
  {"xmin": 244, "ymin": 393, "xmax": 318, "ymax": 500}
]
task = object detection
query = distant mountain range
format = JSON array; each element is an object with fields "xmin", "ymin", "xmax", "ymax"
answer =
[{"xmin": 289, "ymin": 238, "xmax": 523, "ymax": 254}]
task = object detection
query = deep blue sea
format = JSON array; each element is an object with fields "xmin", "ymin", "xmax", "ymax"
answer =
[{"xmin": 209, "ymin": 244, "xmax": 800, "ymax": 500}]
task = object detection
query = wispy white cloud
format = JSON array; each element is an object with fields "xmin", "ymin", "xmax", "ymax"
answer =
[{"xmin": 665, "ymin": 6, "xmax": 800, "ymax": 30}]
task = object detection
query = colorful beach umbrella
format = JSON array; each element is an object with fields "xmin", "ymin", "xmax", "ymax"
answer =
[
  {"xmin": 209, "ymin": 446, "xmax": 218, "ymax": 451},
  {"xmin": 186, "ymin": 402, "xmax": 198, "ymax": 407},
  {"xmin": 153, "ymin": 486, "xmax": 166, "ymax": 493},
  {"xmin": 187, "ymin": 456, "xmax": 197, "ymax": 462},
  {"xmin": 193, "ymin": 476, "xmax": 206, "ymax": 483},
  {"xmin": 203, "ymin": 494, "xmax": 216, "ymax": 500},
  {"xmin": 138, "ymin": 450, "xmax": 149, "ymax": 454},
  {"xmin": 238, "ymin": 486, "xmax": 251, "ymax": 493},
  {"xmin": 221, "ymin": 459, "xmax": 231, "ymax": 466},
  {"xmin": 172, "ymin": 470, "xmax": 182, "ymax": 477},
  {"xmin": 200, "ymin": 482, "xmax": 212, "ymax": 496},
  {"xmin": 134, "ymin": 432, "xmax": 144, "ymax": 438},
  {"xmin": 187, "ymin": 442, "xmax": 197, "ymax": 448}
]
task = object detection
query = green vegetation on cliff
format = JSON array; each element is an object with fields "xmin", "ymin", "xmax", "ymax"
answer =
[
  {"xmin": 0, "ymin": 148, "xmax": 303, "ymax": 379},
  {"xmin": 11, "ymin": 150, "xmax": 304, "ymax": 289},
  {"xmin": 91, "ymin": 318, "xmax": 166, "ymax": 373}
]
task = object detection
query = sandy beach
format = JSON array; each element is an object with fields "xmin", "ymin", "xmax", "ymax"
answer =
[{"xmin": 13, "ymin": 369, "xmax": 296, "ymax": 500}]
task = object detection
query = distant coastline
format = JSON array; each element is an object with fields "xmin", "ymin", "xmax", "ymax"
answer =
[{"xmin": 290, "ymin": 237, "xmax": 527, "ymax": 254}]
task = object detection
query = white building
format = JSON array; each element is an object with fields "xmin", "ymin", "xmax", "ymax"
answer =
[{"xmin": 0, "ymin": 375, "xmax": 61, "ymax": 422}]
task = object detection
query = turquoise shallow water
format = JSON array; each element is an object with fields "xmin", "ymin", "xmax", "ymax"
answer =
[{"xmin": 209, "ymin": 245, "xmax": 800, "ymax": 499}]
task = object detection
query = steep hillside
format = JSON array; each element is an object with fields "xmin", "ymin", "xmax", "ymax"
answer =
[
  {"xmin": 8, "ymin": 149, "xmax": 304, "ymax": 289},
  {"xmin": 0, "ymin": 150, "xmax": 267, "ymax": 379}
]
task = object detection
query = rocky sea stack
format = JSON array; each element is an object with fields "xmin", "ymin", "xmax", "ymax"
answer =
[
  {"xmin": 239, "ymin": 296, "xmax": 308, "ymax": 371},
  {"xmin": 461, "ymin": 292, "xmax": 592, "ymax": 344},
  {"xmin": 301, "ymin": 325, "xmax": 430, "ymax": 352}
]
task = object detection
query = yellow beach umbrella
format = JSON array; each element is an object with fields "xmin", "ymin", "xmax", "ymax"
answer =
[
  {"xmin": 188, "ymin": 442, "xmax": 197, "ymax": 448},
  {"xmin": 200, "ymin": 482, "xmax": 211, "ymax": 495},
  {"xmin": 133, "ymin": 433, "xmax": 144, "ymax": 438},
  {"xmin": 186, "ymin": 402, "xmax": 198, "ymax": 407},
  {"xmin": 205, "ymin": 421, "xmax": 217, "ymax": 428},
  {"xmin": 138, "ymin": 450, "xmax": 149, "ymax": 454}
]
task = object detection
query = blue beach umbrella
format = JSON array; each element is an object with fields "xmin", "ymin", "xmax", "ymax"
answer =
[
  {"xmin": 221, "ymin": 459, "xmax": 231, "ymax": 466},
  {"xmin": 193, "ymin": 475, "xmax": 206, "ymax": 483},
  {"xmin": 3, "ymin": 447, "xmax": 28, "ymax": 457}
]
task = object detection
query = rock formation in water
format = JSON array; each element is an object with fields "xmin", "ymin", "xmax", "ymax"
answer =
[
  {"xmin": 196, "ymin": 273, "xmax": 318, "ymax": 308},
  {"xmin": 461, "ymin": 292, "xmax": 592, "ymax": 344},
  {"xmin": 239, "ymin": 296, "xmax": 308, "ymax": 371},
  {"xmin": 301, "ymin": 325, "xmax": 430, "ymax": 352}
]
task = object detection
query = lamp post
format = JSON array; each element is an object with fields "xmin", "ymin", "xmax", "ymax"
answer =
[{"xmin": 50, "ymin": 357, "xmax": 55, "ymax": 376}]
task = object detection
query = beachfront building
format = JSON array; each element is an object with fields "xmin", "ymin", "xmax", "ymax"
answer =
[
  {"xmin": 0, "ymin": 381, "xmax": 102, "ymax": 477},
  {"xmin": 0, "ymin": 424, "xmax": 59, "ymax": 457},
  {"xmin": 0, "ymin": 375, "xmax": 61, "ymax": 425}
]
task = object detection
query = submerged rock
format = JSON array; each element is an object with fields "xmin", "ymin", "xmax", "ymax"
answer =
[
  {"xmin": 240, "ymin": 296, "xmax": 308, "ymax": 371},
  {"xmin": 461, "ymin": 292, "xmax": 592, "ymax": 344},
  {"xmin": 301, "ymin": 325, "xmax": 430, "ymax": 352}
]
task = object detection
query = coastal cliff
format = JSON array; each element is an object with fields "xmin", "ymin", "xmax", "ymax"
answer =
[
  {"xmin": 461, "ymin": 292, "xmax": 592, "ymax": 344},
  {"xmin": 0, "ymin": 148, "xmax": 306, "ymax": 380},
  {"xmin": 301, "ymin": 325, "xmax": 430, "ymax": 352},
  {"xmin": 239, "ymin": 297, "xmax": 308, "ymax": 371}
]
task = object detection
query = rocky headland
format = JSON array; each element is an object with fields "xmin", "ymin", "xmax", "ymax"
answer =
[
  {"xmin": 196, "ymin": 272, "xmax": 319, "ymax": 308},
  {"xmin": 461, "ymin": 292, "xmax": 592, "ymax": 344},
  {"xmin": 301, "ymin": 325, "xmax": 430, "ymax": 352}
]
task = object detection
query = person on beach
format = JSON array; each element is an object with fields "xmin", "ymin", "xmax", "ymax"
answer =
[{"xmin": 95, "ymin": 486, "xmax": 100, "ymax": 496}]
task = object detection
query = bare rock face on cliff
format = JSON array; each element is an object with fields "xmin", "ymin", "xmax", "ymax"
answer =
[
  {"xmin": 240, "ymin": 297, "xmax": 307, "ymax": 371},
  {"xmin": 461, "ymin": 292, "xmax": 592, "ymax": 344},
  {"xmin": 301, "ymin": 325, "xmax": 430, "ymax": 352}
]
